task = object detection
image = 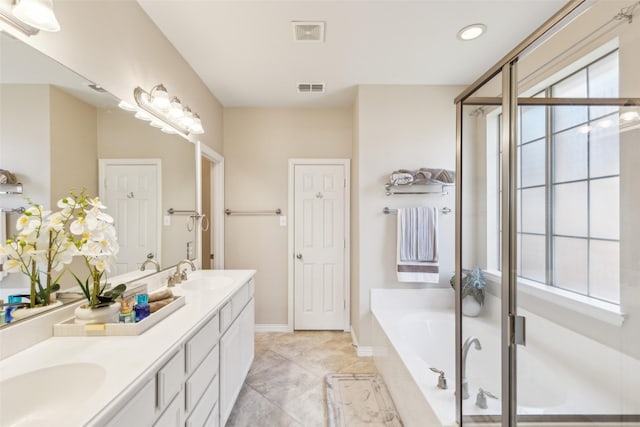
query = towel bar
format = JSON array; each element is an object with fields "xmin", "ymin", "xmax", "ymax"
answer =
[
  {"xmin": 0, "ymin": 207, "xmax": 25, "ymax": 214},
  {"xmin": 225, "ymin": 208, "xmax": 282, "ymax": 216},
  {"xmin": 383, "ymin": 207, "xmax": 452, "ymax": 215}
]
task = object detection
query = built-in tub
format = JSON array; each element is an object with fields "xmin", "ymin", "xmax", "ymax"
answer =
[{"xmin": 371, "ymin": 289, "xmax": 640, "ymax": 427}]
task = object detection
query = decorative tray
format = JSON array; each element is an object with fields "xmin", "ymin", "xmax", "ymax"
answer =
[{"xmin": 53, "ymin": 295, "xmax": 185, "ymax": 337}]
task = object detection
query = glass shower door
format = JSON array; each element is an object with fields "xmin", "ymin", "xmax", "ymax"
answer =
[
  {"xmin": 458, "ymin": 71, "xmax": 506, "ymax": 426},
  {"xmin": 456, "ymin": 2, "xmax": 640, "ymax": 425},
  {"xmin": 514, "ymin": 0, "xmax": 640, "ymax": 423}
]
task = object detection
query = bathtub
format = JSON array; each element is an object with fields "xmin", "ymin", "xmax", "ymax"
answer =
[{"xmin": 371, "ymin": 289, "xmax": 640, "ymax": 427}]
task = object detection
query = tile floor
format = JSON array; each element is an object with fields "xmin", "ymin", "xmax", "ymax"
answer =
[{"xmin": 226, "ymin": 331, "xmax": 378, "ymax": 427}]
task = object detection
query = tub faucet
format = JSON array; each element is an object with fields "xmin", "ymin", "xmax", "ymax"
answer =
[{"xmin": 462, "ymin": 336, "xmax": 482, "ymax": 399}]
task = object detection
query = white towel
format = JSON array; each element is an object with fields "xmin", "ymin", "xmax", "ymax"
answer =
[
  {"xmin": 0, "ymin": 210, "xmax": 7, "ymax": 281},
  {"xmin": 397, "ymin": 207, "xmax": 439, "ymax": 283}
]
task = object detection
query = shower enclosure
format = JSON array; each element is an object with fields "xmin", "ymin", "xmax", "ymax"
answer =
[{"xmin": 455, "ymin": 0, "xmax": 640, "ymax": 425}]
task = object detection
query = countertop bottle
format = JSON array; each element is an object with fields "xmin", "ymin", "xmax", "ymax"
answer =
[
  {"xmin": 5, "ymin": 295, "xmax": 23, "ymax": 323},
  {"xmin": 134, "ymin": 294, "xmax": 150, "ymax": 322},
  {"xmin": 119, "ymin": 299, "xmax": 135, "ymax": 323}
]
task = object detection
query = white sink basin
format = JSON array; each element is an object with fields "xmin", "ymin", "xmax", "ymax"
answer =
[{"xmin": 0, "ymin": 363, "xmax": 106, "ymax": 427}]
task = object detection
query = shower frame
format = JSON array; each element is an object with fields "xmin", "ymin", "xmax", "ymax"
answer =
[{"xmin": 454, "ymin": 0, "xmax": 640, "ymax": 425}]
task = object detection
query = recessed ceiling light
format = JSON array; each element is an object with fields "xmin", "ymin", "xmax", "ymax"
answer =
[{"xmin": 457, "ymin": 23, "xmax": 486, "ymax": 41}]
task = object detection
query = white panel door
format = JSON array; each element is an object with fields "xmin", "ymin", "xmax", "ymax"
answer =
[
  {"xmin": 294, "ymin": 164, "xmax": 345, "ymax": 330},
  {"xmin": 101, "ymin": 161, "xmax": 159, "ymax": 274}
]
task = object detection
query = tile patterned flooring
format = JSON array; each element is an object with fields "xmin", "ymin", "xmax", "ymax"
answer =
[{"xmin": 226, "ymin": 331, "xmax": 378, "ymax": 427}]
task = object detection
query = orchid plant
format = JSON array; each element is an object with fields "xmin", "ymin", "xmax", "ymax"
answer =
[
  {"xmin": 0, "ymin": 201, "xmax": 77, "ymax": 308},
  {"xmin": 0, "ymin": 190, "xmax": 125, "ymax": 310},
  {"xmin": 64, "ymin": 190, "xmax": 125, "ymax": 309}
]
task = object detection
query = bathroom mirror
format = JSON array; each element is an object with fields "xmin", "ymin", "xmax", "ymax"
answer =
[{"xmin": 0, "ymin": 32, "xmax": 197, "ymax": 326}]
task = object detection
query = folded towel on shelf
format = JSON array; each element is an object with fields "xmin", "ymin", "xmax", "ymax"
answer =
[
  {"xmin": 0, "ymin": 210, "xmax": 7, "ymax": 281},
  {"xmin": 389, "ymin": 172, "xmax": 413, "ymax": 185},
  {"xmin": 388, "ymin": 168, "xmax": 456, "ymax": 186},
  {"xmin": 397, "ymin": 207, "xmax": 439, "ymax": 283}
]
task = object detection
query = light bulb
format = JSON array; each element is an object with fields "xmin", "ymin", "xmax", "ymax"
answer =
[
  {"xmin": 189, "ymin": 114, "xmax": 204, "ymax": 134},
  {"xmin": 12, "ymin": 0, "xmax": 60, "ymax": 32},
  {"xmin": 180, "ymin": 107, "xmax": 194, "ymax": 128},
  {"xmin": 150, "ymin": 84, "xmax": 170, "ymax": 110},
  {"xmin": 457, "ymin": 24, "xmax": 486, "ymax": 41},
  {"xmin": 168, "ymin": 97, "xmax": 184, "ymax": 119}
]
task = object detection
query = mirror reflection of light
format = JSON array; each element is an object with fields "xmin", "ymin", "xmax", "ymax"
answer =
[
  {"xmin": 117, "ymin": 100, "xmax": 137, "ymax": 112},
  {"xmin": 134, "ymin": 110, "xmax": 152, "ymax": 121},
  {"xmin": 620, "ymin": 111, "xmax": 640, "ymax": 122},
  {"xmin": 578, "ymin": 124, "xmax": 591, "ymax": 134},
  {"xmin": 598, "ymin": 119, "xmax": 613, "ymax": 129}
]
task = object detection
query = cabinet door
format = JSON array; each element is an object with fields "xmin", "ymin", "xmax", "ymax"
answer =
[
  {"xmin": 219, "ymin": 313, "xmax": 242, "ymax": 426},
  {"xmin": 154, "ymin": 389, "xmax": 184, "ymax": 427},
  {"xmin": 219, "ymin": 297, "xmax": 255, "ymax": 426},
  {"xmin": 239, "ymin": 298, "xmax": 255, "ymax": 380}
]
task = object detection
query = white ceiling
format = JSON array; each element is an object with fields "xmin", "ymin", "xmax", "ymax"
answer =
[{"xmin": 138, "ymin": 0, "xmax": 567, "ymax": 108}]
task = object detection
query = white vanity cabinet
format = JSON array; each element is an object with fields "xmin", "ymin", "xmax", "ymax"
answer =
[
  {"xmin": 34, "ymin": 271, "xmax": 256, "ymax": 427},
  {"xmin": 219, "ymin": 279, "xmax": 255, "ymax": 426}
]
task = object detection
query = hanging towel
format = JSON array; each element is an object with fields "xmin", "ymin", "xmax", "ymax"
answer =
[
  {"xmin": 0, "ymin": 210, "xmax": 7, "ymax": 280},
  {"xmin": 397, "ymin": 207, "xmax": 439, "ymax": 283}
]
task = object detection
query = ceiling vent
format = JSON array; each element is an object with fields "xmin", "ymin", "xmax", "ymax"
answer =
[
  {"xmin": 297, "ymin": 83, "xmax": 325, "ymax": 93},
  {"xmin": 292, "ymin": 21, "xmax": 325, "ymax": 42}
]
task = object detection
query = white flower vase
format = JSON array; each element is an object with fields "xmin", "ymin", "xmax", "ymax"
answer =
[
  {"xmin": 462, "ymin": 296, "xmax": 482, "ymax": 317},
  {"xmin": 10, "ymin": 300, "xmax": 64, "ymax": 322},
  {"xmin": 74, "ymin": 302, "xmax": 121, "ymax": 324}
]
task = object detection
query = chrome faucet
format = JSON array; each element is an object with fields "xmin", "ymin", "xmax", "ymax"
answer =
[
  {"xmin": 168, "ymin": 259, "xmax": 196, "ymax": 286},
  {"xmin": 140, "ymin": 258, "xmax": 160, "ymax": 272},
  {"xmin": 462, "ymin": 336, "xmax": 482, "ymax": 399}
]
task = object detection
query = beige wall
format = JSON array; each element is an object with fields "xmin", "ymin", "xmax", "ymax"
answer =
[
  {"xmin": 50, "ymin": 85, "xmax": 98, "ymax": 201},
  {"xmin": 224, "ymin": 108, "xmax": 353, "ymax": 325},
  {"xmin": 97, "ymin": 108, "xmax": 197, "ymax": 268},
  {"xmin": 353, "ymin": 85, "xmax": 463, "ymax": 346},
  {"xmin": 0, "ymin": 0, "xmax": 223, "ymax": 154}
]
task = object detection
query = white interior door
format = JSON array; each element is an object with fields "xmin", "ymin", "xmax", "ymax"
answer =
[
  {"xmin": 293, "ymin": 163, "xmax": 346, "ymax": 330},
  {"xmin": 99, "ymin": 160, "xmax": 161, "ymax": 274}
]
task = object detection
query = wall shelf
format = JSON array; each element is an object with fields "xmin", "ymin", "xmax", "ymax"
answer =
[
  {"xmin": 0, "ymin": 183, "xmax": 23, "ymax": 195},
  {"xmin": 385, "ymin": 182, "xmax": 452, "ymax": 196}
]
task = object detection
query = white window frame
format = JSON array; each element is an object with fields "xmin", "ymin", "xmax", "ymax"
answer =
[{"xmin": 485, "ymin": 49, "xmax": 625, "ymax": 326}]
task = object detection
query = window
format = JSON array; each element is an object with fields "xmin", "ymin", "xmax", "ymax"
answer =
[{"xmin": 497, "ymin": 50, "xmax": 620, "ymax": 304}]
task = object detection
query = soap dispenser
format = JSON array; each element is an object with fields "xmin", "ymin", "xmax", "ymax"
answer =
[
  {"xmin": 134, "ymin": 294, "xmax": 150, "ymax": 322},
  {"xmin": 119, "ymin": 299, "xmax": 135, "ymax": 323}
]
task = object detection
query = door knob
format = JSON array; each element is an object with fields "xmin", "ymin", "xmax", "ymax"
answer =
[
  {"xmin": 296, "ymin": 253, "xmax": 303, "ymax": 260},
  {"xmin": 146, "ymin": 253, "xmax": 155, "ymax": 259}
]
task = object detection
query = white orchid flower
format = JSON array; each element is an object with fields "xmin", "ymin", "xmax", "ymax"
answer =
[
  {"xmin": 3, "ymin": 258, "xmax": 22, "ymax": 273},
  {"xmin": 87, "ymin": 197, "xmax": 107, "ymax": 210}
]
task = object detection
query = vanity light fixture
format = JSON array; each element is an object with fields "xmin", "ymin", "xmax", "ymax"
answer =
[
  {"xmin": 0, "ymin": 4, "xmax": 37, "ymax": 35},
  {"xmin": 457, "ymin": 23, "xmax": 486, "ymax": 41},
  {"xmin": 130, "ymin": 84, "xmax": 205, "ymax": 138},
  {"xmin": 12, "ymin": 0, "xmax": 60, "ymax": 32}
]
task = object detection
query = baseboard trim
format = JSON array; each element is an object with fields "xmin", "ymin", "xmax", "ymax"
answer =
[
  {"xmin": 255, "ymin": 324, "xmax": 290, "ymax": 333},
  {"xmin": 356, "ymin": 346, "xmax": 374, "ymax": 357},
  {"xmin": 350, "ymin": 327, "xmax": 373, "ymax": 357}
]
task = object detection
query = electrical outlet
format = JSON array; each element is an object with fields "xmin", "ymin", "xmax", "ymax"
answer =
[
  {"xmin": 280, "ymin": 215, "xmax": 287, "ymax": 226},
  {"xmin": 187, "ymin": 241, "xmax": 194, "ymax": 259},
  {"xmin": 163, "ymin": 215, "xmax": 171, "ymax": 226}
]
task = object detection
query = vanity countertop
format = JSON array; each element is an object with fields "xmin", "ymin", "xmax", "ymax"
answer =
[{"xmin": 0, "ymin": 269, "xmax": 256, "ymax": 427}]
